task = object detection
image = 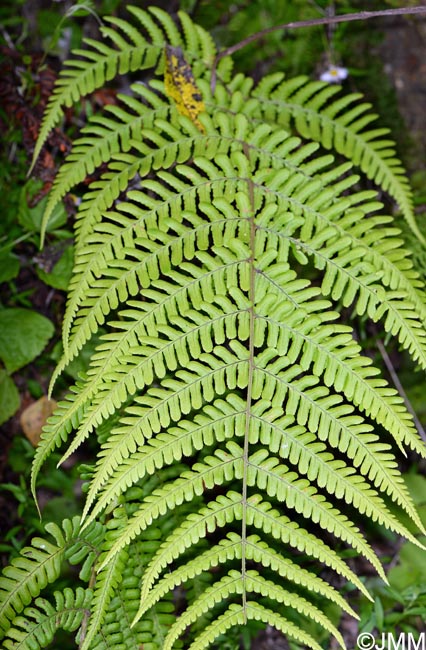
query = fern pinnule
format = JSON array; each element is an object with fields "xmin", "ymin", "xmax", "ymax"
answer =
[
  {"xmin": 3, "ymin": 587, "xmax": 92, "ymax": 650},
  {"xmin": 178, "ymin": 11, "xmax": 216, "ymax": 64}
]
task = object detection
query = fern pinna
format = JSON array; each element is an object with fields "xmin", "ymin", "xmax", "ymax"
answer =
[{"xmin": 2, "ymin": 5, "xmax": 426, "ymax": 650}]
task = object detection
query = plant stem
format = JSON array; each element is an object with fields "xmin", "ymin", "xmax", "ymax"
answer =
[
  {"xmin": 376, "ymin": 338, "xmax": 426, "ymax": 443},
  {"xmin": 211, "ymin": 5, "xmax": 426, "ymax": 88}
]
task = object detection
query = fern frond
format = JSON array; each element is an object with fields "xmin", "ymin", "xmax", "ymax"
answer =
[
  {"xmin": 137, "ymin": 531, "xmax": 357, "ymax": 620},
  {"xmin": 82, "ymin": 372, "xmax": 421, "ymax": 535},
  {"xmin": 25, "ymin": 7, "xmax": 426, "ymax": 648},
  {"xmin": 36, "ymin": 121, "xmax": 426, "ymax": 491},
  {"xmin": 87, "ymin": 440, "xmax": 383, "ymax": 584},
  {"xmin": 0, "ymin": 518, "xmax": 88, "ymax": 638},
  {"xmin": 3, "ymin": 587, "xmax": 92, "ymax": 650},
  {"xmin": 56, "ymin": 109, "xmax": 309, "ymax": 360}
]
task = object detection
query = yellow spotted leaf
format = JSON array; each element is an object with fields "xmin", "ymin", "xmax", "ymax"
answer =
[{"xmin": 164, "ymin": 45, "xmax": 205, "ymax": 132}]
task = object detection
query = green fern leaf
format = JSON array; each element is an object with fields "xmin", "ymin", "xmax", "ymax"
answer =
[
  {"xmin": 164, "ymin": 569, "xmax": 345, "ymax": 650},
  {"xmin": 3, "ymin": 587, "xmax": 92, "ymax": 650},
  {"xmin": 30, "ymin": 5, "xmax": 214, "ymax": 189},
  {"xmin": 129, "ymin": 491, "xmax": 372, "ymax": 608},
  {"xmin": 187, "ymin": 601, "xmax": 323, "ymax": 650},
  {"xmin": 137, "ymin": 531, "xmax": 357, "ymax": 620},
  {"xmin": 251, "ymin": 75, "xmax": 423, "ymax": 242},
  {"xmin": 0, "ymin": 519, "xmax": 76, "ymax": 638},
  {"xmin": 79, "ymin": 505, "xmax": 128, "ymax": 650}
]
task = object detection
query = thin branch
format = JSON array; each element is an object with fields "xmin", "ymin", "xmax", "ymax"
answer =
[
  {"xmin": 211, "ymin": 5, "xmax": 426, "ymax": 89},
  {"xmin": 376, "ymin": 338, "xmax": 426, "ymax": 443}
]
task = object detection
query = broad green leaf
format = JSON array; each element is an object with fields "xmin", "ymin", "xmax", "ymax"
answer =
[
  {"xmin": 37, "ymin": 245, "xmax": 74, "ymax": 291},
  {"xmin": 18, "ymin": 180, "xmax": 67, "ymax": 234},
  {"xmin": 0, "ymin": 253, "xmax": 20, "ymax": 284},
  {"xmin": 0, "ymin": 370, "xmax": 20, "ymax": 425},
  {"xmin": 388, "ymin": 536, "xmax": 426, "ymax": 591},
  {"xmin": 0, "ymin": 308, "xmax": 54, "ymax": 374}
]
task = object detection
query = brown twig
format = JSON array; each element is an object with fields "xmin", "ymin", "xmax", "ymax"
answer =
[{"xmin": 211, "ymin": 5, "xmax": 426, "ymax": 90}]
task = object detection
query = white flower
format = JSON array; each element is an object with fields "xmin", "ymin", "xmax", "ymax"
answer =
[{"xmin": 320, "ymin": 65, "xmax": 348, "ymax": 84}]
